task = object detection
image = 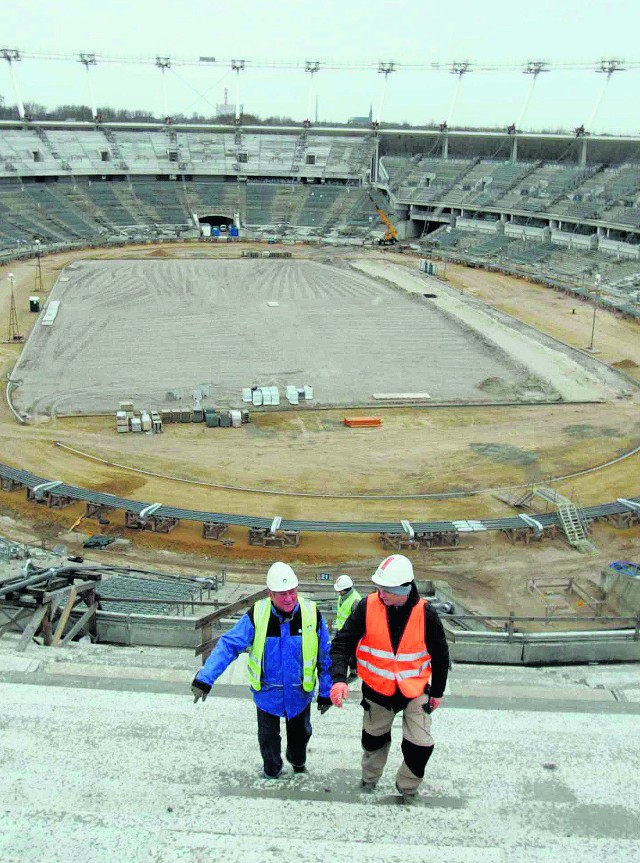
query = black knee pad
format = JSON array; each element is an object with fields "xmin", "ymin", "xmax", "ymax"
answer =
[
  {"xmin": 401, "ymin": 740, "xmax": 434, "ymax": 778},
  {"xmin": 362, "ymin": 729, "xmax": 392, "ymax": 752}
]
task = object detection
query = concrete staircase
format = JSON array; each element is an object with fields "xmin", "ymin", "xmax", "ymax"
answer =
[{"xmin": 1, "ymin": 643, "xmax": 638, "ymax": 862}]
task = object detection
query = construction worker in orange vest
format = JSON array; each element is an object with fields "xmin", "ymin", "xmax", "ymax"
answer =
[{"xmin": 329, "ymin": 554, "xmax": 449, "ymax": 804}]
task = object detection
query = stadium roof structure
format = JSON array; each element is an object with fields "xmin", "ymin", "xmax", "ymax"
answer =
[{"xmin": 2, "ymin": 118, "xmax": 640, "ymax": 144}]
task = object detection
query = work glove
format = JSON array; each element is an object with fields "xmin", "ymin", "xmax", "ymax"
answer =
[
  {"xmin": 330, "ymin": 682, "xmax": 349, "ymax": 707},
  {"xmin": 317, "ymin": 696, "xmax": 332, "ymax": 715},
  {"xmin": 429, "ymin": 697, "xmax": 442, "ymax": 711},
  {"xmin": 191, "ymin": 682, "xmax": 210, "ymax": 704}
]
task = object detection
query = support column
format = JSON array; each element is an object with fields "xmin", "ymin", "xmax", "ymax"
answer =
[{"xmin": 580, "ymin": 138, "xmax": 588, "ymax": 167}]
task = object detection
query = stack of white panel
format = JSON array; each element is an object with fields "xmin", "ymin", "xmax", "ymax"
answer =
[
  {"xmin": 116, "ymin": 410, "xmax": 129, "ymax": 434},
  {"xmin": 261, "ymin": 387, "xmax": 272, "ymax": 405},
  {"xmin": 304, "ymin": 385, "xmax": 313, "ymax": 400},
  {"xmin": 140, "ymin": 412, "xmax": 152, "ymax": 432},
  {"xmin": 286, "ymin": 385, "xmax": 299, "ymax": 405},
  {"xmin": 230, "ymin": 410, "xmax": 242, "ymax": 428},
  {"xmin": 252, "ymin": 389, "xmax": 263, "ymax": 406},
  {"xmin": 270, "ymin": 386, "xmax": 280, "ymax": 405},
  {"xmin": 242, "ymin": 388, "xmax": 252, "ymax": 403},
  {"xmin": 130, "ymin": 417, "xmax": 142, "ymax": 433}
]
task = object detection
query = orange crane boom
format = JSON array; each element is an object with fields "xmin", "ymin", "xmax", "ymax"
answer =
[{"xmin": 368, "ymin": 194, "xmax": 398, "ymax": 245}]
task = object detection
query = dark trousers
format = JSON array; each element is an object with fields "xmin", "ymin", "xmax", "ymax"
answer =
[{"xmin": 256, "ymin": 704, "xmax": 312, "ymax": 777}]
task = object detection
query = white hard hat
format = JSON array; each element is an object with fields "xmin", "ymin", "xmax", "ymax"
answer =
[
  {"xmin": 371, "ymin": 554, "xmax": 414, "ymax": 588},
  {"xmin": 266, "ymin": 561, "xmax": 299, "ymax": 592},
  {"xmin": 334, "ymin": 574, "xmax": 353, "ymax": 592}
]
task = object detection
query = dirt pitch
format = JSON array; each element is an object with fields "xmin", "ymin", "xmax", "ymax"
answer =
[
  {"xmin": 12, "ymin": 255, "xmax": 610, "ymax": 416},
  {"xmin": 1, "ymin": 241, "xmax": 639, "ymax": 620}
]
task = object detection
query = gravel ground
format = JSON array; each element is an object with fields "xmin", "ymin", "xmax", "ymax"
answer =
[{"xmin": 10, "ymin": 257, "xmax": 589, "ymax": 417}]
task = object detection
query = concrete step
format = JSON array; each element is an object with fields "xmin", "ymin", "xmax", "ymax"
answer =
[{"xmin": 1, "ymin": 680, "xmax": 639, "ymax": 862}]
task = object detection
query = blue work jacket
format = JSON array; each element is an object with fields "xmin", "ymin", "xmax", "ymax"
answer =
[{"xmin": 195, "ymin": 601, "xmax": 332, "ymax": 718}]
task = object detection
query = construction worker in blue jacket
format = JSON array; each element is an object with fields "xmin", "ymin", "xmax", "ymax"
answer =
[{"xmin": 191, "ymin": 562, "xmax": 333, "ymax": 778}]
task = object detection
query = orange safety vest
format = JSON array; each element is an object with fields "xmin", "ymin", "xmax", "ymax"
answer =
[{"xmin": 356, "ymin": 593, "xmax": 432, "ymax": 698}]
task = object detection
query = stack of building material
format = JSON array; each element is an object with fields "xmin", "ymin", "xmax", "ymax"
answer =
[
  {"xmin": 343, "ymin": 417, "xmax": 382, "ymax": 428},
  {"xmin": 140, "ymin": 412, "xmax": 152, "ymax": 432},
  {"xmin": 286, "ymin": 386, "xmax": 299, "ymax": 405},
  {"xmin": 204, "ymin": 409, "xmax": 219, "ymax": 427},
  {"xmin": 115, "ymin": 411, "xmax": 129, "ymax": 434},
  {"xmin": 230, "ymin": 410, "xmax": 242, "ymax": 428},
  {"xmin": 151, "ymin": 412, "xmax": 163, "ymax": 433},
  {"xmin": 285, "ymin": 384, "xmax": 313, "ymax": 405}
]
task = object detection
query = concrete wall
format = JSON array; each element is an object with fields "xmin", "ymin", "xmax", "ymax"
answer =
[
  {"xmin": 456, "ymin": 218, "xmax": 501, "ymax": 235},
  {"xmin": 505, "ymin": 223, "xmax": 550, "ymax": 240},
  {"xmin": 447, "ymin": 626, "xmax": 640, "ymax": 665},
  {"xmin": 601, "ymin": 570, "xmax": 640, "ymax": 616},
  {"xmin": 89, "ymin": 611, "xmax": 199, "ymax": 649},
  {"xmin": 551, "ymin": 229, "xmax": 597, "ymax": 249},
  {"xmin": 599, "ymin": 237, "xmax": 640, "ymax": 259}
]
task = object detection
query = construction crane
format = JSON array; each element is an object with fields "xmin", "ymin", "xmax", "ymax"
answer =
[{"xmin": 368, "ymin": 193, "xmax": 398, "ymax": 246}]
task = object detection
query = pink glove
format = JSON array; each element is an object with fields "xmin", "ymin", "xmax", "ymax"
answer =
[
  {"xmin": 429, "ymin": 697, "xmax": 443, "ymax": 712},
  {"xmin": 330, "ymin": 682, "xmax": 349, "ymax": 707}
]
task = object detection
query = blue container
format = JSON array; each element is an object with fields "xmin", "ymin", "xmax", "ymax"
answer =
[
  {"xmin": 230, "ymin": 225, "xmax": 239, "ymax": 237},
  {"xmin": 212, "ymin": 227, "xmax": 221, "ymax": 237}
]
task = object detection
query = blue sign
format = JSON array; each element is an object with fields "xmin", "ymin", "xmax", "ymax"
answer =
[{"xmin": 320, "ymin": 572, "xmax": 331, "ymax": 581}]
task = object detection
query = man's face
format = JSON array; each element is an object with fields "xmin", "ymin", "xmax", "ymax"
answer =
[
  {"xmin": 338, "ymin": 589, "xmax": 350, "ymax": 597},
  {"xmin": 377, "ymin": 587, "xmax": 409, "ymax": 607},
  {"xmin": 270, "ymin": 588, "xmax": 298, "ymax": 613}
]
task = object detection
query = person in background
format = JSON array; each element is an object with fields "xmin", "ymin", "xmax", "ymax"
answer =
[
  {"xmin": 329, "ymin": 554, "xmax": 449, "ymax": 804},
  {"xmin": 333, "ymin": 574, "xmax": 362, "ymax": 680},
  {"xmin": 192, "ymin": 561, "xmax": 333, "ymax": 778}
]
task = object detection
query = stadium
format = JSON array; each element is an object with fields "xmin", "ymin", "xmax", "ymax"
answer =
[
  {"xmin": 1, "ymin": 99, "xmax": 639, "ymax": 553},
  {"xmin": 1, "ymin": 40, "xmax": 640, "ymax": 863}
]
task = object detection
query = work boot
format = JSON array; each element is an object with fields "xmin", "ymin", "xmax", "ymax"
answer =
[
  {"xmin": 262, "ymin": 767, "xmax": 285, "ymax": 780},
  {"xmin": 292, "ymin": 764, "xmax": 307, "ymax": 774},
  {"xmin": 359, "ymin": 779, "xmax": 377, "ymax": 793},
  {"xmin": 395, "ymin": 781, "xmax": 418, "ymax": 805}
]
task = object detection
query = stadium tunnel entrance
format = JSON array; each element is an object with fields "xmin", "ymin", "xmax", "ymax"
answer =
[{"xmin": 198, "ymin": 214, "xmax": 235, "ymax": 230}]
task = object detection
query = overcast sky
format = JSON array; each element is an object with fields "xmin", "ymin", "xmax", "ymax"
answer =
[{"xmin": 1, "ymin": 0, "xmax": 639, "ymax": 133}]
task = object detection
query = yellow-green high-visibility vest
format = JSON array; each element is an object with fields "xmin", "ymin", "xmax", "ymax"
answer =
[
  {"xmin": 335, "ymin": 588, "xmax": 361, "ymax": 631},
  {"xmin": 247, "ymin": 597, "xmax": 319, "ymax": 692}
]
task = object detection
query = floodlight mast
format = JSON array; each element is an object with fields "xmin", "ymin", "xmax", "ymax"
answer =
[
  {"xmin": 586, "ymin": 272, "xmax": 602, "ymax": 352},
  {"xmin": 1, "ymin": 48, "xmax": 25, "ymax": 120},
  {"xmin": 515, "ymin": 60, "xmax": 549, "ymax": 129},
  {"xmin": 585, "ymin": 58, "xmax": 625, "ymax": 131},
  {"xmin": 155, "ymin": 57, "xmax": 172, "ymax": 123},
  {"xmin": 231, "ymin": 60, "xmax": 245, "ymax": 124},
  {"xmin": 304, "ymin": 61, "xmax": 320, "ymax": 126},
  {"xmin": 78, "ymin": 53, "xmax": 98, "ymax": 121},
  {"xmin": 446, "ymin": 61, "xmax": 471, "ymax": 127},
  {"xmin": 438, "ymin": 61, "xmax": 471, "ymax": 157},
  {"xmin": 375, "ymin": 61, "xmax": 396, "ymax": 129}
]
